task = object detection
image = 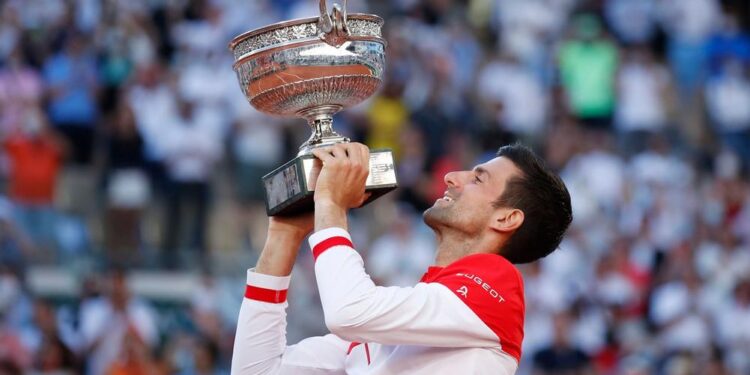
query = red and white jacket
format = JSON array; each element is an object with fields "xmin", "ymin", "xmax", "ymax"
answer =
[{"xmin": 232, "ymin": 227, "xmax": 525, "ymax": 374}]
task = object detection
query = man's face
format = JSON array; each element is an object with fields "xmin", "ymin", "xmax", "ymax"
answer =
[{"xmin": 423, "ymin": 156, "xmax": 521, "ymax": 235}]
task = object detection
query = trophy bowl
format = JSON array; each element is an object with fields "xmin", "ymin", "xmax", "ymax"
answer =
[
  {"xmin": 229, "ymin": 13, "xmax": 385, "ymax": 119},
  {"xmin": 229, "ymin": 1, "xmax": 397, "ymax": 216}
]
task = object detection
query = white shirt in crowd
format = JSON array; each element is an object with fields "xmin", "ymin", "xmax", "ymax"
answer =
[
  {"xmin": 658, "ymin": 0, "xmax": 720, "ymax": 42},
  {"xmin": 478, "ymin": 59, "xmax": 548, "ymax": 136},
  {"xmin": 705, "ymin": 67, "xmax": 750, "ymax": 132},
  {"xmin": 616, "ymin": 61, "xmax": 669, "ymax": 132},
  {"xmin": 79, "ymin": 297, "xmax": 158, "ymax": 375},
  {"xmin": 605, "ymin": 0, "xmax": 658, "ymax": 44},
  {"xmin": 127, "ymin": 83, "xmax": 179, "ymax": 161},
  {"xmin": 162, "ymin": 112, "xmax": 222, "ymax": 183},
  {"xmin": 366, "ymin": 222, "xmax": 434, "ymax": 288}
]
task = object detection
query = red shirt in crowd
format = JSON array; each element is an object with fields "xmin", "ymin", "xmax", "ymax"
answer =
[{"xmin": 4, "ymin": 133, "xmax": 62, "ymax": 205}]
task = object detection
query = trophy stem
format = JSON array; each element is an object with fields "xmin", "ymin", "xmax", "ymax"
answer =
[{"xmin": 297, "ymin": 105, "xmax": 350, "ymax": 156}]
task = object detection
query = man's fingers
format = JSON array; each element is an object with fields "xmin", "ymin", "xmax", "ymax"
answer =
[
  {"xmin": 357, "ymin": 192, "xmax": 372, "ymax": 207},
  {"xmin": 358, "ymin": 145, "xmax": 370, "ymax": 175},
  {"xmin": 330, "ymin": 144, "xmax": 348, "ymax": 160},
  {"xmin": 341, "ymin": 143, "xmax": 359, "ymax": 163},
  {"xmin": 308, "ymin": 157, "xmax": 323, "ymax": 190},
  {"xmin": 340, "ymin": 143, "xmax": 368, "ymax": 170},
  {"xmin": 311, "ymin": 147, "xmax": 335, "ymax": 163},
  {"xmin": 313, "ymin": 144, "xmax": 369, "ymax": 181},
  {"xmin": 312, "ymin": 143, "xmax": 373, "ymax": 209},
  {"xmin": 354, "ymin": 144, "xmax": 370, "ymax": 181}
]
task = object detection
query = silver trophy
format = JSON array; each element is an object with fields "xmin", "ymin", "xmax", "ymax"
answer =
[{"xmin": 229, "ymin": 0, "xmax": 397, "ymax": 216}]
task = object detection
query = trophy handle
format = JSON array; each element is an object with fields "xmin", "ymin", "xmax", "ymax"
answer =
[{"xmin": 318, "ymin": 0, "xmax": 350, "ymax": 47}]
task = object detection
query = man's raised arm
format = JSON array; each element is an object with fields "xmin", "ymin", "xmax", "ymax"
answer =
[{"xmin": 231, "ymin": 216, "xmax": 350, "ymax": 375}]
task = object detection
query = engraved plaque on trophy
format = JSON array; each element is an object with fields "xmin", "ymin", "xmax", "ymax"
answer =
[{"xmin": 229, "ymin": 0, "xmax": 397, "ymax": 216}]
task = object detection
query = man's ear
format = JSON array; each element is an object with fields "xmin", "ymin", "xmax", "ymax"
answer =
[{"xmin": 489, "ymin": 208, "xmax": 524, "ymax": 233}]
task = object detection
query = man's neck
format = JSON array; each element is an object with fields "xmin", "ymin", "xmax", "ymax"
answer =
[{"xmin": 433, "ymin": 229, "xmax": 479, "ymax": 267}]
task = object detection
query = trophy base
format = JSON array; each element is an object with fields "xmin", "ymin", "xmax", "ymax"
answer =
[{"xmin": 262, "ymin": 149, "xmax": 398, "ymax": 216}]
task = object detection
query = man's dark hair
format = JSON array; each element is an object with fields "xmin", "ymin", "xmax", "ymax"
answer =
[{"xmin": 493, "ymin": 144, "xmax": 572, "ymax": 264}]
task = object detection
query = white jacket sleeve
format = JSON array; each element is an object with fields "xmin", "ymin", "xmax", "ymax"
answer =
[
  {"xmin": 308, "ymin": 228, "xmax": 503, "ymax": 348},
  {"xmin": 231, "ymin": 270, "xmax": 349, "ymax": 375}
]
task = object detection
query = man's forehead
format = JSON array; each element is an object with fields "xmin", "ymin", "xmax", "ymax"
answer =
[{"xmin": 475, "ymin": 156, "xmax": 521, "ymax": 181}]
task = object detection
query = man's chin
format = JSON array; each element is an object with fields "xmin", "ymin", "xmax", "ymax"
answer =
[{"xmin": 423, "ymin": 205, "xmax": 449, "ymax": 230}]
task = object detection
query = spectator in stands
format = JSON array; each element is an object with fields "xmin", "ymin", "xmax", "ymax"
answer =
[
  {"xmin": 101, "ymin": 101, "xmax": 149, "ymax": 265},
  {"xmin": 605, "ymin": 0, "xmax": 658, "ymax": 46},
  {"xmin": 161, "ymin": 99, "xmax": 221, "ymax": 268},
  {"xmin": 615, "ymin": 47, "xmax": 673, "ymax": 152},
  {"xmin": 558, "ymin": 14, "xmax": 619, "ymax": 130},
  {"xmin": 393, "ymin": 125, "xmax": 431, "ymax": 211},
  {"xmin": 366, "ymin": 76, "xmax": 409, "ymax": 159},
  {"xmin": 649, "ymin": 269, "xmax": 711, "ymax": 355},
  {"xmin": 0, "ymin": 199, "xmax": 33, "ymax": 276},
  {"xmin": 79, "ymin": 269, "xmax": 158, "ymax": 375},
  {"xmin": 705, "ymin": 58, "xmax": 750, "ymax": 167},
  {"xmin": 532, "ymin": 312, "xmax": 593, "ymax": 374},
  {"xmin": 490, "ymin": 0, "xmax": 569, "ymax": 75},
  {"xmin": 230, "ymin": 107, "xmax": 283, "ymax": 249},
  {"xmin": 659, "ymin": 0, "xmax": 720, "ymax": 101},
  {"xmin": 42, "ymin": 32, "xmax": 99, "ymax": 165},
  {"xmin": 0, "ymin": 4, "xmax": 21, "ymax": 60},
  {"xmin": 3, "ymin": 108, "xmax": 66, "ymax": 254},
  {"xmin": 0, "ymin": 266, "xmax": 32, "ymax": 374},
  {"xmin": 30, "ymin": 300, "xmax": 79, "ymax": 374},
  {"xmin": 707, "ymin": 14, "xmax": 750, "ymax": 73},
  {"xmin": 105, "ymin": 330, "xmax": 159, "ymax": 375},
  {"xmin": 713, "ymin": 278, "xmax": 750, "ymax": 373},
  {"xmin": 127, "ymin": 63, "xmax": 178, "ymax": 190},
  {"xmin": 190, "ymin": 338, "xmax": 226, "ymax": 375},
  {"xmin": 477, "ymin": 54, "xmax": 548, "ymax": 143},
  {"xmin": 366, "ymin": 204, "xmax": 434, "ymax": 287},
  {"xmin": 190, "ymin": 271, "xmax": 223, "ymax": 348},
  {"xmin": 0, "ymin": 324, "xmax": 28, "ymax": 374},
  {"xmin": 0, "ymin": 46, "xmax": 43, "ymax": 137}
]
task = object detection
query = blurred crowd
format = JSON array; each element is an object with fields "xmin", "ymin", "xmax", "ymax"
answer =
[{"xmin": 0, "ymin": 0, "xmax": 749, "ymax": 374}]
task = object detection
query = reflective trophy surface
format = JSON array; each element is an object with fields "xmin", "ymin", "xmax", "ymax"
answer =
[{"xmin": 229, "ymin": 0, "xmax": 397, "ymax": 216}]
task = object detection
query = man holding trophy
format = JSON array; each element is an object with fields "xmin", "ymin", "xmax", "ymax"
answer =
[{"xmin": 230, "ymin": 1, "xmax": 572, "ymax": 374}]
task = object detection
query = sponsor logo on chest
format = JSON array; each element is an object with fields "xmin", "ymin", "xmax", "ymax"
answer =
[{"xmin": 456, "ymin": 273, "xmax": 506, "ymax": 303}]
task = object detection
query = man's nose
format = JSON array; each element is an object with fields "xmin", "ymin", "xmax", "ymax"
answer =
[{"xmin": 444, "ymin": 171, "xmax": 463, "ymax": 187}]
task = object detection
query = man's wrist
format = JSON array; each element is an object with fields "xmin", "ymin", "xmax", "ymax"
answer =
[
  {"xmin": 267, "ymin": 225, "xmax": 307, "ymax": 243},
  {"xmin": 313, "ymin": 197, "xmax": 341, "ymax": 209},
  {"xmin": 314, "ymin": 199, "xmax": 348, "ymax": 231},
  {"xmin": 256, "ymin": 237, "xmax": 300, "ymax": 276},
  {"xmin": 256, "ymin": 224, "xmax": 308, "ymax": 277}
]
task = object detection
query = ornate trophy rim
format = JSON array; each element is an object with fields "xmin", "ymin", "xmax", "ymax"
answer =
[
  {"xmin": 230, "ymin": 36, "xmax": 384, "ymax": 71},
  {"xmin": 228, "ymin": 13, "xmax": 384, "ymax": 53}
]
